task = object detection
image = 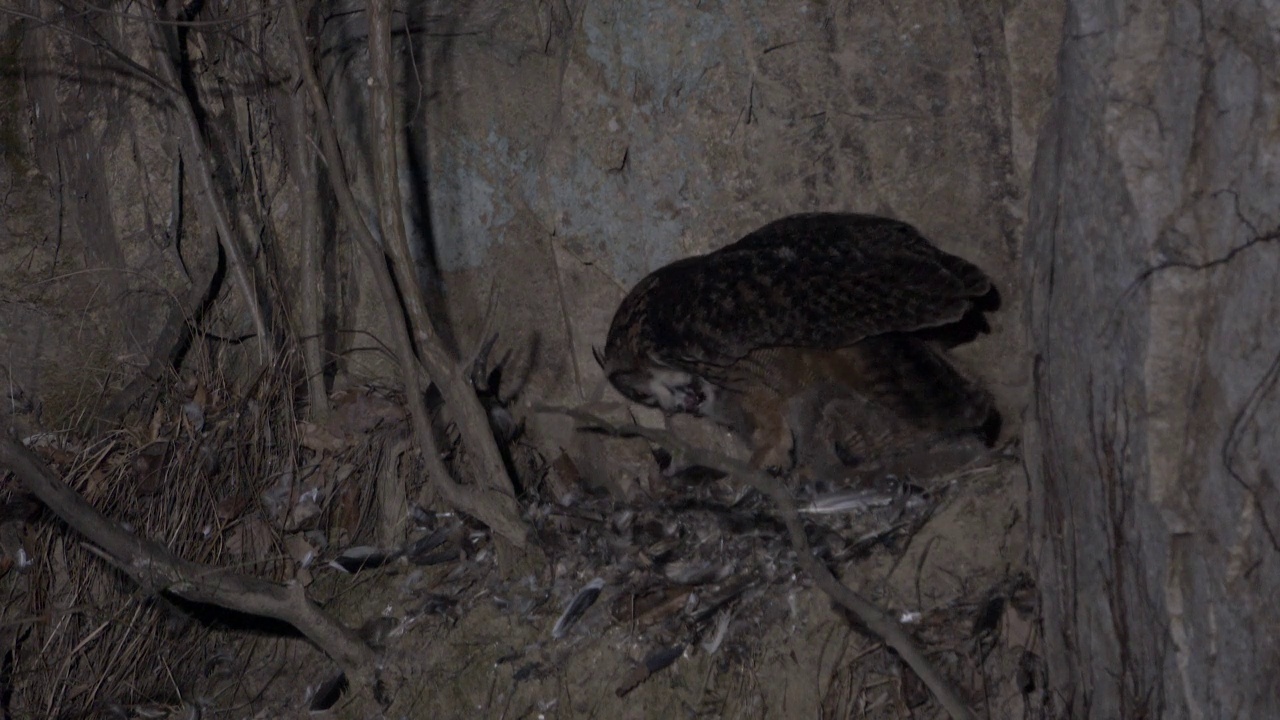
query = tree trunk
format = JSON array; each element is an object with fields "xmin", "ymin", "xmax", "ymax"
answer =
[{"xmin": 1025, "ymin": 0, "xmax": 1280, "ymax": 716}]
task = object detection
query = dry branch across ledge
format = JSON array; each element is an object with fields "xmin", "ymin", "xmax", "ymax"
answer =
[
  {"xmin": 536, "ymin": 404, "xmax": 978, "ymax": 720},
  {"xmin": 0, "ymin": 436, "xmax": 376, "ymax": 689}
]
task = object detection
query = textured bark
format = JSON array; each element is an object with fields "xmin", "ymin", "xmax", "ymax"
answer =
[
  {"xmin": 144, "ymin": 3, "xmax": 277, "ymax": 363},
  {"xmin": 1025, "ymin": 0, "xmax": 1280, "ymax": 716},
  {"xmin": 284, "ymin": 89, "xmax": 332, "ymax": 422},
  {"xmin": 282, "ymin": 0, "xmax": 527, "ymax": 547}
]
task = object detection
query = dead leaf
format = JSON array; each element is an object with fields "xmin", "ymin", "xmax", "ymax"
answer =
[{"xmin": 299, "ymin": 421, "xmax": 347, "ymax": 453}]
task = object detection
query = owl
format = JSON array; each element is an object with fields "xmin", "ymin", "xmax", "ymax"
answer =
[{"xmin": 597, "ymin": 213, "xmax": 999, "ymax": 473}]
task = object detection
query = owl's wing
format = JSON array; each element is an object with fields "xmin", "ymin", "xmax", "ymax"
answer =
[{"xmin": 635, "ymin": 214, "xmax": 991, "ymax": 372}]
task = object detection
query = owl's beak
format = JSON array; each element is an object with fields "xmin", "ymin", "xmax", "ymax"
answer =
[{"xmin": 591, "ymin": 346, "xmax": 606, "ymax": 370}]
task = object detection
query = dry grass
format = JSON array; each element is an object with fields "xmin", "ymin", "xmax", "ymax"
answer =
[{"xmin": 0, "ymin": 348, "xmax": 408, "ymax": 718}]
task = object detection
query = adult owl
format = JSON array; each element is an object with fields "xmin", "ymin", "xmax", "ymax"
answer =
[{"xmin": 597, "ymin": 213, "xmax": 999, "ymax": 472}]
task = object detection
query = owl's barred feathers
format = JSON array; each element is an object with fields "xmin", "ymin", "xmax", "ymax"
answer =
[
  {"xmin": 602, "ymin": 213, "xmax": 991, "ymax": 391},
  {"xmin": 600, "ymin": 213, "xmax": 1000, "ymax": 472}
]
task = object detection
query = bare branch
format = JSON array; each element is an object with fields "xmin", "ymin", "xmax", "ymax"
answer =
[
  {"xmin": 365, "ymin": 0, "xmax": 527, "ymax": 546},
  {"xmin": 0, "ymin": 436, "xmax": 376, "ymax": 685},
  {"xmin": 281, "ymin": 0, "xmax": 527, "ymax": 547}
]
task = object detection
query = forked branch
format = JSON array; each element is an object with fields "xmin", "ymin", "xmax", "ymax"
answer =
[{"xmin": 0, "ymin": 436, "xmax": 376, "ymax": 686}]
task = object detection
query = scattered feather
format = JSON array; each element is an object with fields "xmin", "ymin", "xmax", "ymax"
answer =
[
  {"xmin": 181, "ymin": 401, "xmax": 205, "ymax": 433},
  {"xmin": 329, "ymin": 546, "xmax": 399, "ymax": 574},
  {"xmin": 307, "ymin": 671, "xmax": 347, "ymax": 712},
  {"xmin": 402, "ymin": 528, "xmax": 451, "ymax": 564},
  {"xmin": 700, "ymin": 611, "xmax": 732, "ymax": 654},
  {"xmin": 616, "ymin": 644, "xmax": 684, "ymax": 697},
  {"xmin": 285, "ymin": 532, "xmax": 317, "ymax": 566},
  {"xmin": 552, "ymin": 577, "xmax": 605, "ymax": 639},
  {"xmin": 799, "ymin": 487, "xmax": 897, "ymax": 515},
  {"xmin": 414, "ymin": 593, "xmax": 459, "ymax": 617}
]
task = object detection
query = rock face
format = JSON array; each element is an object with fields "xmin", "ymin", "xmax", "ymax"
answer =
[
  {"xmin": 1024, "ymin": 0, "xmax": 1280, "ymax": 717},
  {"xmin": 410, "ymin": 0, "xmax": 1055, "ymax": 471}
]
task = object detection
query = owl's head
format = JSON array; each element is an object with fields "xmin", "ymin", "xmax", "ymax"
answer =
[{"xmin": 594, "ymin": 347, "xmax": 713, "ymax": 416}]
